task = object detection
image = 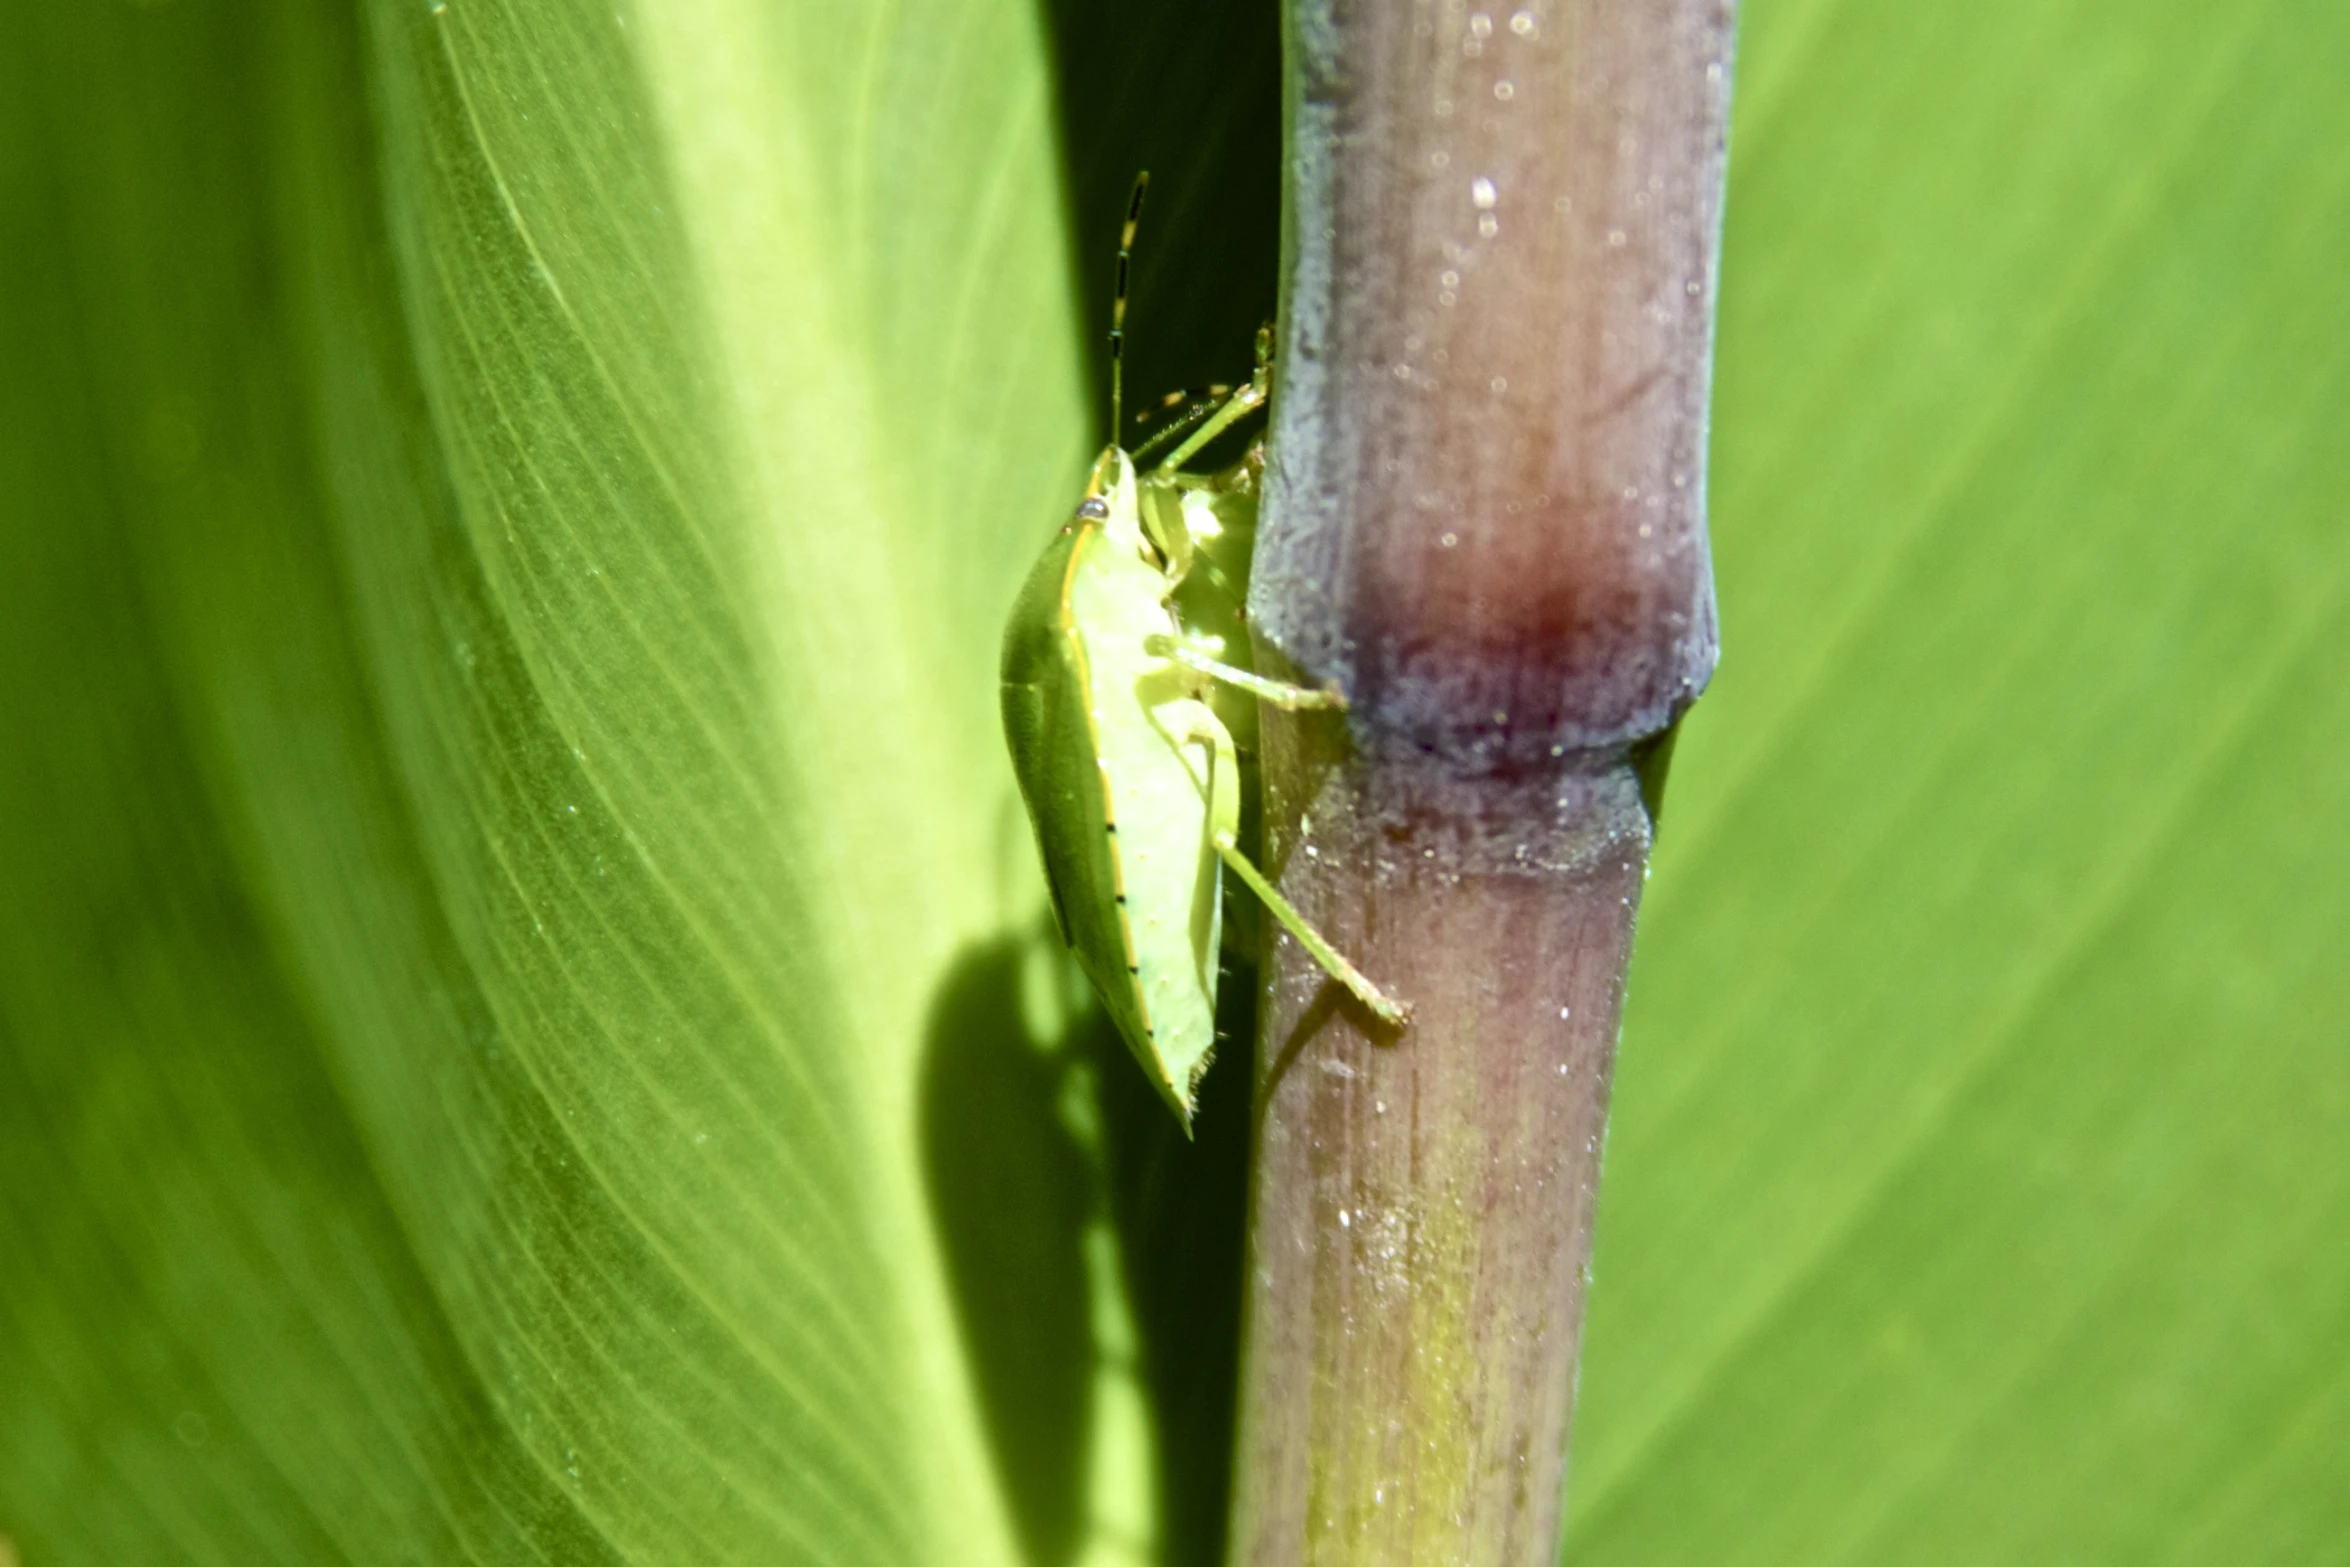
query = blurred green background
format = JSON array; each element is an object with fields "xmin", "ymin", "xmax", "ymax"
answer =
[{"xmin": 2, "ymin": 1, "xmax": 2343, "ymax": 1564}]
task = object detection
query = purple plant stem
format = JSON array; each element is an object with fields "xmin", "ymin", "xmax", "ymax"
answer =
[{"xmin": 1229, "ymin": 1, "xmax": 1735, "ymax": 1563}]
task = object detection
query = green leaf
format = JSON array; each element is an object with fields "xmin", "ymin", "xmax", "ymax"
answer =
[
  {"xmin": 1570, "ymin": 1, "xmax": 2350, "ymax": 1561},
  {"xmin": 2, "ymin": 0, "xmax": 1082, "ymax": 1560},
  {"xmin": 4, "ymin": 0, "xmax": 2344, "ymax": 1564},
  {"xmin": 3, "ymin": 0, "xmax": 1284, "ymax": 1561}
]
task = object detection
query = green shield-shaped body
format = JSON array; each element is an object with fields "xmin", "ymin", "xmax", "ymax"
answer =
[{"xmin": 1001, "ymin": 458, "xmax": 1223, "ymax": 1124}]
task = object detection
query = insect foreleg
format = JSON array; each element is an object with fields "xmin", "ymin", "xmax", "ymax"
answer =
[
  {"xmin": 1154, "ymin": 699, "xmax": 1410, "ymax": 1027},
  {"xmin": 1144, "ymin": 633, "xmax": 1347, "ymax": 711},
  {"xmin": 1130, "ymin": 387, "xmax": 1233, "ymax": 467},
  {"xmin": 1153, "ymin": 332, "xmax": 1273, "ymax": 476}
]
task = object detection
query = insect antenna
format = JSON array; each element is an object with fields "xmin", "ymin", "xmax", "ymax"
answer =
[{"xmin": 1110, "ymin": 171, "xmax": 1149, "ymax": 444}]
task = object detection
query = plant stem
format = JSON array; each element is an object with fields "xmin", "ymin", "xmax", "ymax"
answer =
[{"xmin": 1229, "ymin": 1, "xmax": 1734, "ymax": 1562}]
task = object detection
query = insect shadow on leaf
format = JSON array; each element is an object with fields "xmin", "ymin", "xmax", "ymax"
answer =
[
  {"xmin": 919, "ymin": 932, "xmax": 1097, "ymax": 1566},
  {"xmin": 919, "ymin": 921, "xmax": 1255, "ymax": 1567}
]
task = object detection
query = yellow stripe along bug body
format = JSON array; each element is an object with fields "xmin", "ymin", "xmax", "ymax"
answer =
[{"xmin": 999, "ymin": 178, "xmax": 1408, "ymax": 1130}]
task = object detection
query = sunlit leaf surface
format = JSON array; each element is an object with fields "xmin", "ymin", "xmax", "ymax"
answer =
[
  {"xmin": 1572, "ymin": 1, "xmax": 2350, "ymax": 1561},
  {"xmin": 4, "ymin": 0, "xmax": 1084, "ymax": 1561},
  {"xmin": 2, "ymin": 0, "xmax": 2343, "ymax": 1564}
]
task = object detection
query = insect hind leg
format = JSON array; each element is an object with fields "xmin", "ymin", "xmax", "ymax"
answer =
[{"xmin": 1152, "ymin": 698, "xmax": 1409, "ymax": 1027}]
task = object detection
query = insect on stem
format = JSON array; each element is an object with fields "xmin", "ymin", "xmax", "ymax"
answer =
[{"xmin": 1000, "ymin": 176, "xmax": 1407, "ymax": 1127}]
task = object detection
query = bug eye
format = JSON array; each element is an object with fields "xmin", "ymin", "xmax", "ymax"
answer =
[{"xmin": 1076, "ymin": 497, "xmax": 1111, "ymax": 520}]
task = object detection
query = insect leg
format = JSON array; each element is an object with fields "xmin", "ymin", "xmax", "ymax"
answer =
[
  {"xmin": 1145, "ymin": 322, "xmax": 1277, "ymax": 473},
  {"xmin": 1144, "ymin": 634, "xmax": 1347, "ymax": 711},
  {"xmin": 1156, "ymin": 699, "xmax": 1410, "ymax": 1026}
]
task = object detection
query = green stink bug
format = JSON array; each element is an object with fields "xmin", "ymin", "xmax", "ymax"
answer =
[{"xmin": 1000, "ymin": 177, "xmax": 1408, "ymax": 1129}]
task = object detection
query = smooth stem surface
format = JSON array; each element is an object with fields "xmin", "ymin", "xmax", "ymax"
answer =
[
  {"xmin": 1231, "ymin": 750, "xmax": 1651, "ymax": 1567},
  {"xmin": 1230, "ymin": 0, "xmax": 1734, "ymax": 1561}
]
